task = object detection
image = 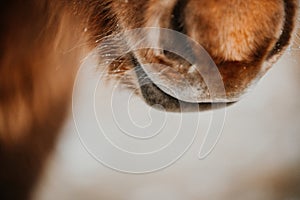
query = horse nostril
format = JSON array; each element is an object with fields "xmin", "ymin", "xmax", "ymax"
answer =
[{"xmin": 171, "ymin": 0, "xmax": 188, "ymax": 34}]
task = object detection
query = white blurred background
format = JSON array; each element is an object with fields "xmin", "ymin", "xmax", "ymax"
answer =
[{"xmin": 34, "ymin": 39, "xmax": 300, "ymax": 199}]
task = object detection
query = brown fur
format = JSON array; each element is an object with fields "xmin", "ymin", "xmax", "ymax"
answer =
[
  {"xmin": 0, "ymin": 0, "xmax": 298, "ymax": 199},
  {"xmin": 0, "ymin": 1, "xmax": 89, "ymax": 199}
]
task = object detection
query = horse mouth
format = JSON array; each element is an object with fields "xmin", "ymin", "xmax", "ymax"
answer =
[{"xmin": 131, "ymin": 54, "xmax": 230, "ymax": 112}]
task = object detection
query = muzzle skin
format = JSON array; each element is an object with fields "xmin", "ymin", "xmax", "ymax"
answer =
[{"xmin": 105, "ymin": 0, "xmax": 298, "ymax": 111}]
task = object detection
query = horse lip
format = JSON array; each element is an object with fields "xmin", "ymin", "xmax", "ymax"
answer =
[{"xmin": 132, "ymin": 54, "xmax": 232, "ymax": 112}]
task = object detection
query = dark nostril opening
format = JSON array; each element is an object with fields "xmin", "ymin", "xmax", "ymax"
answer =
[
  {"xmin": 171, "ymin": 0, "xmax": 188, "ymax": 34},
  {"xmin": 267, "ymin": 0, "xmax": 297, "ymax": 59}
]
